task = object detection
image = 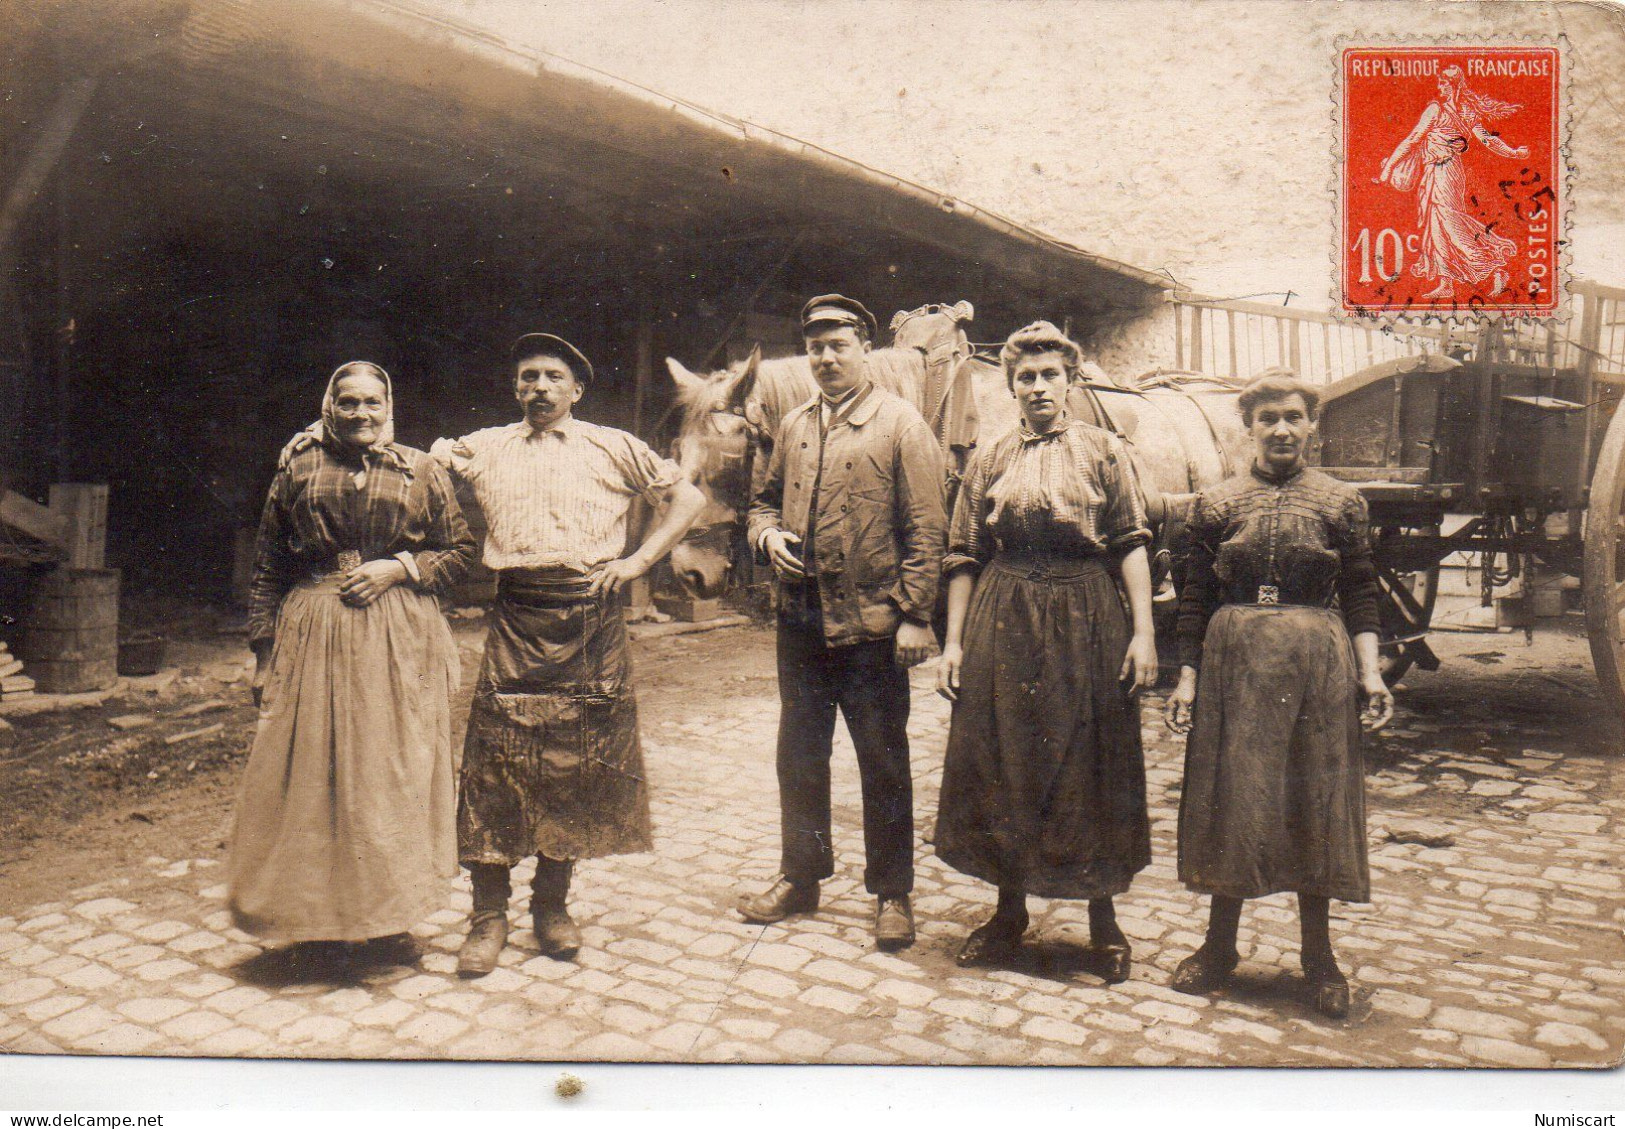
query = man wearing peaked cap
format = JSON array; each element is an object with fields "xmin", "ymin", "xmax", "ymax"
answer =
[
  {"xmin": 509, "ymin": 332, "xmax": 593, "ymax": 386},
  {"xmin": 799, "ymin": 293, "xmax": 880, "ymax": 344},
  {"xmin": 430, "ymin": 332, "xmax": 704, "ymax": 976},
  {"xmin": 743, "ymin": 293, "xmax": 947, "ymax": 950}
]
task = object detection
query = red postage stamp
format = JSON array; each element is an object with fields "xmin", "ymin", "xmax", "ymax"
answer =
[{"xmin": 1339, "ymin": 45, "xmax": 1562, "ymax": 318}]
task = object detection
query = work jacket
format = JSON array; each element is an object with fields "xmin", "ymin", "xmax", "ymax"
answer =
[{"xmin": 747, "ymin": 382, "xmax": 946, "ymax": 646}]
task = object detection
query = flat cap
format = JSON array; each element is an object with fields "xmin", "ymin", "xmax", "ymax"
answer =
[
  {"xmin": 800, "ymin": 294, "xmax": 878, "ymax": 342},
  {"xmin": 509, "ymin": 332, "xmax": 594, "ymax": 386}
]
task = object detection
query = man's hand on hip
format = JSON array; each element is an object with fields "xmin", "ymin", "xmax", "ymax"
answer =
[
  {"xmin": 894, "ymin": 620, "xmax": 937, "ymax": 668},
  {"xmin": 586, "ymin": 557, "xmax": 646, "ymax": 600}
]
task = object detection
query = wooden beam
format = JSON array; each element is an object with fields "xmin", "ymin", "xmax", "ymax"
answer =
[
  {"xmin": 1, "ymin": 490, "xmax": 69, "ymax": 547},
  {"xmin": 632, "ymin": 305, "xmax": 654, "ymax": 438},
  {"xmin": 48, "ymin": 483, "xmax": 107, "ymax": 568}
]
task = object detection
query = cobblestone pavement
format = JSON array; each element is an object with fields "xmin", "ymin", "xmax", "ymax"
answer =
[{"xmin": 2, "ymin": 622, "xmax": 1622, "ymax": 1067}]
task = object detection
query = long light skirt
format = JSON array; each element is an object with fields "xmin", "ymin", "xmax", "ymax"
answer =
[{"xmin": 228, "ymin": 577, "xmax": 460, "ymax": 942}]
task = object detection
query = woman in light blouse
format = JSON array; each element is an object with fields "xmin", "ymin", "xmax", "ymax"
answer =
[{"xmin": 935, "ymin": 322, "xmax": 1157, "ymax": 979}]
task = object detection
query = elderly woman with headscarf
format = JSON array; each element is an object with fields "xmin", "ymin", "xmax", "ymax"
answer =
[
  {"xmin": 229, "ymin": 361, "xmax": 476, "ymax": 964},
  {"xmin": 1164, "ymin": 370, "xmax": 1393, "ymax": 1019},
  {"xmin": 933, "ymin": 322, "xmax": 1158, "ymax": 977}
]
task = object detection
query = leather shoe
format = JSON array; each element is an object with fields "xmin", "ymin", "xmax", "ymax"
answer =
[
  {"xmin": 363, "ymin": 933, "xmax": 423, "ymax": 967},
  {"xmin": 1305, "ymin": 964, "xmax": 1351, "ymax": 1019},
  {"xmin": 456, "ymin": 911, "xmax": 509, "ymax": 978},
  {"xmin": 1170, "ymin": 945, "xmax": 1238, "ymax": 996},
  {"xmin": 875, "ymin": 896, "xmax": 915, "ymax": 951},
  {"xmin": 534, "ymin": 908, "xmax": 582, "ymax": 960},
  {"xmin": 740, "ymin": 876, "xmax": 819, "ymax": 924},
  {"xmin": 956, "ymin": 915, "xmax": 1026, "ymax": 967},
  {"xmin": 1090, "ymin": 942, "xmax": 1133, "ymax": 985}
]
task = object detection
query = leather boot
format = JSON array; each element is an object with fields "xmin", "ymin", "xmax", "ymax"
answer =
[
  {"xmin": 457, "ymin": 863, "xmax": 512, "ymax": 979},
  {"xmin": 875, "ymin": 895, "xmax": 915, "ymax": 951},
  {"xmin": 740, "ymin": 876, "xmax": 820, "ymax": 924},
  {"xmin": 531, "ymin": 856, "xmax": 581, "ymax": 960}
]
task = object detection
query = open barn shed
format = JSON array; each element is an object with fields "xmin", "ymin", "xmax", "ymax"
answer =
[{"xmin": 1, "ymin": 0, "xmax": 1171, "ymax": 601}]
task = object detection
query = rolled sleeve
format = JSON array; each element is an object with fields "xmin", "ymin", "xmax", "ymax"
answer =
[
  {"xmin": 616, "ymin": 433, "xmax": 685, "ymax": 506},
  {"xmin": 428, "ymin": 434, "xmax": 477, "ymax": 479},
  {"xmin": 1101, "ymin": 435, "xmax": 1153, "ymax": 553},
  {"xmin": 941, "ymin": 443, "xmax": 992, "ymax": 579}
]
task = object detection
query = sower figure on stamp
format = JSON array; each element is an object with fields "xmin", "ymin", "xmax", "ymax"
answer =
[
  {"xmin": 742, "ymin": 294, "xmax": 947, "ymax": 950},
  {"xmin": 432, "ymin": 333, "xmax": 704, "ymax": 977}
]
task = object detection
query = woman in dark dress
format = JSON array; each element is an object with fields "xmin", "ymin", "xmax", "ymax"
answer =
[
  {"xmin": 230, "ymin": 362, "xmax": 475, "ymax": 963},
  {"xmin": 1164, "ymin": 371, "xmax": 1393, "ymax": 1018},
  {"xmin": 934, "ymin": 322, "xmax": 1158, "ymax": 977}
]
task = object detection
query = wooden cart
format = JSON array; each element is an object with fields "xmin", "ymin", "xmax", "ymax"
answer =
[{"xmin": 1173, "ymin": 281, "xmax": 1625, "ymax": 712}]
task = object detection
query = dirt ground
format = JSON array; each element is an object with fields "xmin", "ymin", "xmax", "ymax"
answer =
[{"xmin": 1, "ymin": 599, "xmax": 1613, "ymax": 917}]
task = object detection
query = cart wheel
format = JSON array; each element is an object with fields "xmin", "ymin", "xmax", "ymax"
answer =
[
  {"xmin": 1374, "ymin": 525, "xmax": 1440, "ymax": 687},
  {"xmin": 1583, "ymin": 403, "xmax": 1625, "ymax": 715}
]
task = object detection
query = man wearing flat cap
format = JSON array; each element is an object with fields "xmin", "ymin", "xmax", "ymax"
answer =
[
  {"xmin": 432, "ymin": 333, "xmax": 704, "ymax": 976},
  {"xmin": 743, "ymin": 294, "xmax": 947, "ymax": 949}
]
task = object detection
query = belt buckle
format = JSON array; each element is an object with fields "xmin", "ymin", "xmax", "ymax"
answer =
[
  {"xmin": 336, "ymin": 549, "xmax": 363, "ymax": 573},
  {"xmin": 1257, "ymin": 584, "xmax": 1279, "ymax": 606}
]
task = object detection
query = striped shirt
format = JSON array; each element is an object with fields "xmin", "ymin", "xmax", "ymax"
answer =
[{"xmin": 430, "ymin": 417, "xmax": 685, "ymax": 573}]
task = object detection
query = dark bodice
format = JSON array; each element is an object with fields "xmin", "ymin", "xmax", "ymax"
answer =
[
  {"xmin": 1175, "ymin": 465, "xmax": 1381, "ymax": 666},
  {"xmin": 246, "ymin": 442, "xmax": 475, "ymax": 643}
]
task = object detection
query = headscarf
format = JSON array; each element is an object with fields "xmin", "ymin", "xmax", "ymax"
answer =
[{"xmin": 276, "ymin": 361, "xmax": 412, "ymax": 477}]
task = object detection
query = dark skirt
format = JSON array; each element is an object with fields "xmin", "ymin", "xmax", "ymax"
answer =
[
  {"xmin": 458, "ymin": 571, "xmax": 652, "ymax": 865},
  {"xmin": 1177, "ymin": 604, "xmax": 1370, "ymax": 902},
  {"xmin": 935, "ymin": 554, "xmax": 1151, "ymax": 899}
]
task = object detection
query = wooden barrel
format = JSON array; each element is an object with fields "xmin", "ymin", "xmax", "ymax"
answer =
[{"xmin": 20, "ymin": 567, "xmax": 120, "ymax": 693}]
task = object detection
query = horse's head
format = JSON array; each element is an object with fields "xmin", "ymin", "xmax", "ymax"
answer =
[
  {"xmin": 889, "ymin": 300, "xmax": 975, "ymax": 356},
  {"xmin": 666, "ymin": 347, "xmax": 763, "ymax": 599}
]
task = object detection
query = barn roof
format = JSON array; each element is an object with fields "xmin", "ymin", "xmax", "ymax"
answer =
[{"xmin": 7, "ymin": 0, "xmax": 1167, "ymax": 321}]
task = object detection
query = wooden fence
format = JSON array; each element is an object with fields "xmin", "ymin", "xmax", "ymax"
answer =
[
  {"xmin": 1170, "ymin": 295, "xmax": 1448, "ymax": 385},
  {"xmin": 1170, "ymin": 282, "xmax": 1625, "ymax": 388}
]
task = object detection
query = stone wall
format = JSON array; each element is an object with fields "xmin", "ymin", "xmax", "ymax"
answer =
[{"xmin": 474, "ymin": 0, "xmax": 1625, "ymax": 301}]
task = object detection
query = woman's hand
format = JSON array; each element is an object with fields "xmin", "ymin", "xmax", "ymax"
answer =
[
  {"xmin": 338, "ymin": 559, "xmax": 408, "ymax": 607},
  {"xmin": 1119, "ymin": 630, "xmax": 1159, "ymax": 696},
  {"xmin": 1360, "ymin": 673, "xmax": 1395, "ymax": 732},
  {"xmin": 251, "ymin": 640, "xmax": 273, "ymax": 709},
  {"xmin": 936, "ymin": 642, "xmax": 964, "ymax": 701},
  {"xmin": 1164, "ymin": 666, "xmax": 1198, "ymax": 734}
]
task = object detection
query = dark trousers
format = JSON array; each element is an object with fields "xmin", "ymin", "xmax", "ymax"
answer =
[{"xmin": 775, "ymin": 594, "xmax": 915, "ymax": 897}]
